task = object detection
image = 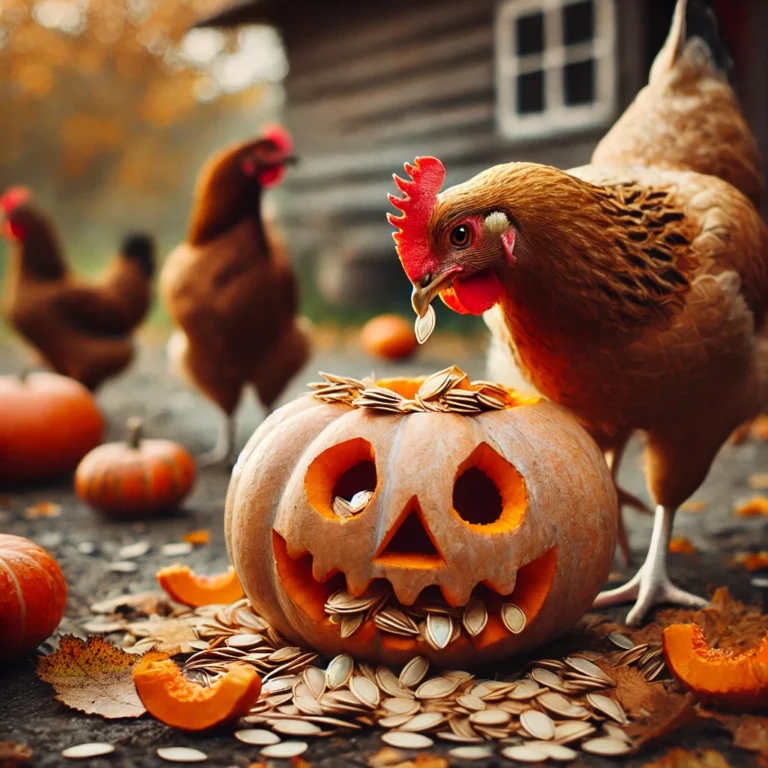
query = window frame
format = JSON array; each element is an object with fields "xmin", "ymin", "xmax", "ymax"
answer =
[{"xmin": 495, "ymin": 0, "xmax": 617, "ymax": 141}]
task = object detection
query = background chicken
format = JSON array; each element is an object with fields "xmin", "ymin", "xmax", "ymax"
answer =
[
  {"xmin": 160, "ymin": 126, "xmax": 310, "ymax": 466},
  {"xmin": 1, "ymin": 187, "xmax": 155, "ymax": 390},
  {"xmin": 389, "ymin": 0, "xmax": 767, "ymax": 626}
]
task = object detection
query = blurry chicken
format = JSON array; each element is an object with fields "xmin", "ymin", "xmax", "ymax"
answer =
[
  {"xmin": 160, "ymin": 127, "xmax": 310, "ymax": 466},
  {"xmin": 388, "ymin": 0, "xmax": 767, "ymax": 625},
  {"xmin": 1, "ymin": 188, "xmax": 155, "ymax": 390}
]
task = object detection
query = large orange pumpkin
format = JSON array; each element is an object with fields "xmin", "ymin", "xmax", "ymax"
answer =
[
  {"xmin": 226, "ymin": 367, "xmax": 617, "ymax": 666},
  {"xmin": 0, "ymin": 534, "xmax": 67, "ymax": 663},
  {"xmin": 75, "ymin": 418, "xmax": 196, "ymax": 518},
  {"xmin": 0, "ymin": 372, "xmax": 103, "ymax": 486}
]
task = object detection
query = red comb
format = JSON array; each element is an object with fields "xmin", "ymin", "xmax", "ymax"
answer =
[
  {"xmin": 1, "ymin": 187, "xmax": 30, "ymax": 214},
  {"xmin": 387, "ymin": 157, "xmax": 445, "ymax": 281},
  {"xmin": 262, "ymin": 124, "xmax": 293, "ymax": 155}
]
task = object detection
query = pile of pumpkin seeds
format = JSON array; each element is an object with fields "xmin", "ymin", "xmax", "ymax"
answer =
[
  {"xmin": 81, "ymin": 595, "xmax": 667, "ymax": 762},
  {"xmin": 310, "ymin": 366, "xmax": 512, "ymax": 416},
  {"xmin": 324, "ymin": 585, "xmax": 528, "ymax": 648}
]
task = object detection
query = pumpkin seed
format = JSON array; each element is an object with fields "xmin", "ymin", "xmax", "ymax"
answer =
[
  {"xmin": 400, "ymin": 712, "xmax": 444, "ymax": 732},
  {"xmin": 564, "ymin": 656, "xmax": 613, "ymax": 683},
  {"xmin": 234, "ymin": 729, "xmax": 281, "ymax": 746},
  {"xmin": 501, "ymin": 603, "xmax": 527, "ymax": 634},
  {"xmin": 519, "ymin": 710, "xmax": 555, "ymax": 741},
  {"xmin": 227, "ymin": 633, "xmax": 263, "ymax": 649},
  {"xmin": 117, "ymin": 541, "xmax": 150, "ymax": 559},
  {"xmin": 302, "ymin": 666, "xmax": 326, "ymax": 698},
  {"xmin": 457, "ymin": 694, "xmax": 486, "ymax": 711},
  {"xmin": 531, "ymin": 741, "xmax": 579, "ymax": 761},
  {"xmin": 160, "ymin": 542, "xmax": 193, "ymax": 557},
  {"xmin": 469, "ymin": 709, "xmax": 511, "ymax": 726},
  {"xmin": 416, "ymin": 676, "xmax": 461, "ymax": 699},
  {"xmin": 581, "ymin": 736, "xmax": 633, "ymax": 756},
  {"xmin": 399, "ymin": 656, "xmax": 429, "ymax": 688},
  {"xmin": 553, "ymin": 721, "xmax": 596, "ymax": 744},
  {"xmin": 448, "ymin": 746, "xmax": 494, "ymax": 761},
  {"xmin": 609, "ymin": 632, "xmax": 634, "ymax": 650},
  {"xmin": 326, "ymin": 654, "xmax": 354, "ymax": 690},
  {"xmin": 109, "ymin": 561, "xmax": 138, "ymax": 573},
  {"xmin": 349, "ymin": 675, "xmax": 380, "ymax": 709},
  {"xmin": 586, "ymin": 693, "xmax": 629, "ymax": 724},
  {"xmin": 414, "ymin": 304, "xmax": 436, "ymax": 345},
  {"xmin": 62, "ymin": 743, "xmax": 116, "ymax": 759},
  {"xmin": 501, "ymin": 744, "xmax": 550, "ymax": 763},
  {"xmin": 383, "ymin": 698, "xmax": 420, "ymax": 716},
  {"xmin": 381, "ymin": 731, "xmax": 434, "ymax": 749},
  {"xmin": 461, "ymin": 600, "xmax": 488, "ymax": 637},
  {"xmin": 509, "ymin": 679, "xmax": 542, "ymax": 700},
  {"xmin": 603, "ymin": 723, "xmax": 631, "ymax": 742},
  {"xmin": 259, "ymin": 742, "xmax": 308, "ymax": 759},
  {"xmin": 340, "ymin": 613, "xmax": 365, "ymax": 638},
  {"xmin": 272, "ymin": 719, "xmax": 322, "ymax": 736},
  {"xmin": 379, "ymin": 713, "xmax": 414, "ymax": 729},
  {"xmin": 156, "ymin": 747, "xmax": 208, "ymax": 763},
  {"xmin": 426, "ymin": 613, "xmax": 454, "ymax": 650}
]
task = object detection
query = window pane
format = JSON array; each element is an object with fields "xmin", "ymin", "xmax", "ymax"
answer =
[
  {"xmin": 564, "ymin": 58, "xmax": 595, "ymax": 105},
  {"xmin": 516, "ymin": 11, "xmax": 544, "ymax": 56},
  {"xmin": 563, "ymin": 0, "xmax": 594, "ymax": 46},
  {"xmin": 517, "ymin": 70, "xmax": 545, "ymax": 114}
]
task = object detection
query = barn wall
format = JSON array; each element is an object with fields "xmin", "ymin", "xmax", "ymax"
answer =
[{"xmin": 276, "ymin": 0, "xmax": 642, "ymax": 305}]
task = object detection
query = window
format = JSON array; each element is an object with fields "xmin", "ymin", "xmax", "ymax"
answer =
[{"xmin": 495, "ymin": 0, "xmax": 616, "ymax": 140}]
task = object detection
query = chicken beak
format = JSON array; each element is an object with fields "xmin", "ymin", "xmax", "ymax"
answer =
[{"xmin": 410, "ymin": 266, "xmax": 462, "ymax": 317}]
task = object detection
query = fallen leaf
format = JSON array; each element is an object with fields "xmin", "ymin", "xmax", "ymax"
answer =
[
  {"xmin": 752, "ymin": 415, "xmax": 768, "ymax": 441},
  {"xmin": 641, "ymin": 747, "xmax": 730, "ymax": 768},
  {"xmin": 750, "ymin": 474, "xmax": 768, "ymax": 490},
  {"xmin": 734, "ymin": 496, "xmax": 768, "ymax": 517},
  {"xmin": 182, "ymin": 529, "xmax": 211, "ymax": 546},
  {"xmin": 669, "ymin": 537, "xmax": 696, "ymax": 555},
  {"xmin": 681, "ymin": 500, "xmax": 707, "ymax": 513},
  {"xmin": 36, "ymin": 635, "xmax": 145, "ymax": 719},
  {"xmin": 733, "ymin": 552, "xmax": 768, "ymax": 572},
  {"xmin": 0, "ymin": 741, "xmax": 33, "ymax": 768},
  {"xmin": 126, "ymin": 615, "xmax": 199, "ymax": 654},
  {"xmin": 24, "ymin": 501, "xmax": 61, "ymax": 519},
  {"xmin": 699, "ymin": 710, "xmax": 768, "ymax": 756},
  {"xmin": 90, "ymin": 591, "xmax": 175, "ymax": 618},
  {"xmin": 369, "ymin": 748, "xmax": 410, "ymax": 767}
]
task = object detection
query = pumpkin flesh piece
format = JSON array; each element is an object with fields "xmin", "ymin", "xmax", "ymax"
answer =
[
  {"xmin": 157, "ymin": 565, "xmax": 244, "ymax": 607},
  {"xmin": 133, "ymin": 655, "xmax": 262, "ymax": 731},
  {"xmin": 272, "ymin": 530, "xmax": 557, "ymax": 652},
  {"xmin": 663, "ymin": 623, "xmax": 768, "ymax": 708}
]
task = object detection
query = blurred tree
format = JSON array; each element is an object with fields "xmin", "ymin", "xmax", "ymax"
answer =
[{"xmin": 0, "ymin": 0, "xmax": 286, "ymax": 299}]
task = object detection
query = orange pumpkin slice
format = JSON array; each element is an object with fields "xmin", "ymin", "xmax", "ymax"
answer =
[
  {"xmin": 133, "ymin": 653, "xmax": 261, "ymax": 731},
  {"xmin": 662, "ymin": 623, "xmax": 768, "ymax": 709},
  {"xmin": 157, "ymin": 565, "xmax": 244, "ymax": 607}
]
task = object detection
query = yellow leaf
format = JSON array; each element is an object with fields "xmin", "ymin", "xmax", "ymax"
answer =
[{"xmin": 36, "ymin": 636, "xmax": 145, "ymax": 719}]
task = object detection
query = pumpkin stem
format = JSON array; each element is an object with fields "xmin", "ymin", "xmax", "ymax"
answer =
[{"xmin": 127, "ymin": 418, "xmax": 143, "ymax": 449}]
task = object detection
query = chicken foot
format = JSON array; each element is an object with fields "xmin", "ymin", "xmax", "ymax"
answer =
[
  {"xmin": 593, "ymin": 504, "xmax": 708, "ymax": 626},
  {"xmin": 199, "ymin": 415, "xmax": 236, "ymax": 468}
]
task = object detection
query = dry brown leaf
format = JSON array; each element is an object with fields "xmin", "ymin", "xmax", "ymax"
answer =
[
  {"xmin": 36, "ymin": 635, "xmax": 145, "ymax": 719},
  {"xmin": 733, "ymin": 552, "xmax": 768, "ymax": 572},
  {"xmin": 0, "ymin": 741, "xmax": 33, "ymax": 768},
  {"xmin": 669, "ymin": 536, "xmax": 696, "ymax": 555},
  {"xmin": 182, "ymin": 529, "xmax": 211, "ymax": 546},
  {"xmin": 681, "ymin": 500, "xmax": 707, "ymax": 513},
  {"xmin": 90, "ymin": 591, "xmax": 171, "ymax": 617},
  {"xmin": 369, "ymin": 748, "xmax": 410, "ymax": 767},
  {"xmin": 641, "ymin": 747, "xmax": 730, "ymax": 768},
  {"xmin": 699, "ymin": 711, "xmax": 768, "ymax": 756},
  {"xmin": 734, "ymin": 496, "xmax": 768, "ymax": 517},
  {"xmin": 126, "ymin": 615, "xmax": 198, "ymax": 654}
]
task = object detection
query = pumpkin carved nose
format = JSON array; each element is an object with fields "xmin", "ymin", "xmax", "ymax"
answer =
[{"xmin": 373, "ymin": 497, "xmax": 445, "ymax": 569}]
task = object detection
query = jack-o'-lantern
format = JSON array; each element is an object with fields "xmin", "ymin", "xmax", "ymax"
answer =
[{"xmin": 225, "ymin": 367, "xmax": 617, "ymax": 667}]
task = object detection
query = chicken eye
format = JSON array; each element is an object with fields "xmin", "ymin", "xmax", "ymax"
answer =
[{"xmin": 449, "ymin": 224, "xmax": 471, "ymax": 248}]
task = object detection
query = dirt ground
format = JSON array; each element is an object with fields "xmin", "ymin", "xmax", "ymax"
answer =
[{"xmin": 1, "ymin": 336, "xmax": 767, "ymax": 767}]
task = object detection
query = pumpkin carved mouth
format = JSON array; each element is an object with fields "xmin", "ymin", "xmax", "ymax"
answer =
[{"xmin": 272, "ymin": 531, "xmax": 557, "ymax": 653}]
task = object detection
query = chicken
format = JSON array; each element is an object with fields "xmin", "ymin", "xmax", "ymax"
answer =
[
  {"xmin": 388, "ymin": 0, "xmax": 768, "ymax": 626},
  {"xmin": 1, "ymin": 187, "xmax": 155, "ymax": 390},
  {"xmin": 160, "ymin": 126, "xmax": 310, "ymax": 466}
]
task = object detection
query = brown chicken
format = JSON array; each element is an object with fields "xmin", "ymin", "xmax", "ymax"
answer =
[
  {"xmin": 1, "ymin": 188, "xmax": 155, "ymax": 390},
  {"xmin": 389, "ymin": 0, "xmax": 768, "ymax": 626},
  {"xmin": 160, "ymin": 126, "xmax": 310, "ymax": 465}
]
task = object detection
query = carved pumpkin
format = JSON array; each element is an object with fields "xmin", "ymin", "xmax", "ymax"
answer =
[
  {"xmin": 0, "ymin": 372, "xmax": 103, "ymax": 486},
  {"xmin": 226, "ymin": 367, "xmax": 617, "ymax": 666},
  {"xmin": 361, "ymin": 314, "xmax": 417, "ymax": 361},
  {"xmin": 663, "ymin": 623, "xmax": 768, "ymax": 709},
  {"xmin": 75, "ymin": 418, "xmax": 196, "ymax": 518},
  {"xmin": 0, "ymin": 534, "xmax": 67, "ymax": 663}
]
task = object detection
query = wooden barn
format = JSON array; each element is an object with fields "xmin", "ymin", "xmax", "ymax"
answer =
[{"xmin": 197, "ymin": 0, "xmax": 768, "ymax": 310}]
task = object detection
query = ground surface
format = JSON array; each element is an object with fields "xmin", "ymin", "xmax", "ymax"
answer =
[{"xmin": 1, "ymin": 337, "xmax": 767, "ymax": 767}]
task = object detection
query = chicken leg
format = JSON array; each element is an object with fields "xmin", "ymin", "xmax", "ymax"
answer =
[
  {"xmin": 593, "ymin": 504, "xmax": 708, "ymax": 625},
  {"xmin": 199, "ymin": 414, "xmax": 236, "ymax": 468}
]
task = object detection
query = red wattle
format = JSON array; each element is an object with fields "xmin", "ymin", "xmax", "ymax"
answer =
[{"xmin": 441, "ymin": 270, "xmax": 503, "ymax": 316}]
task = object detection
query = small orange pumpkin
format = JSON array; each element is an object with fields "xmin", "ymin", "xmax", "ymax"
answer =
[
  {"xmin": 0, "ymin": 372, "xmax": 103, "ymax": 486},
  {"xmin": 75, "ymin": 418, "xmax": 196, "ymax": 518},
  {"xmin": 226, "ymin": 368, "xmax": 617, "ymax": 666},
  {"xmin": 133, "ymin": 652, "xmax": 262, "ymax": 731},
  {"xmin": 360, "ymin": 314, "xmax": 417, "ymax": 361},
  {"xmin": 0, "ymin": 534, "xmax": 67, "ymax": 663},
  {"xmin": 157, "ymin": 565, "xmax": 244, "ymax": 608},
  {"xmin": 663, "ymin": 623, "xmax": 768, "ymax": 709}
]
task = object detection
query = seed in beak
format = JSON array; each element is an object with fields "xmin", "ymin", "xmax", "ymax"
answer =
[{"xmin": 414, "ymin": 304, "xmax": 436, "ymax": 344}]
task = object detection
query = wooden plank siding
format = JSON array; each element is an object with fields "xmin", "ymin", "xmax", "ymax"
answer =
[{"xmin": 273, "ymin": 0, "xmax": 643, "ymax": 304}]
